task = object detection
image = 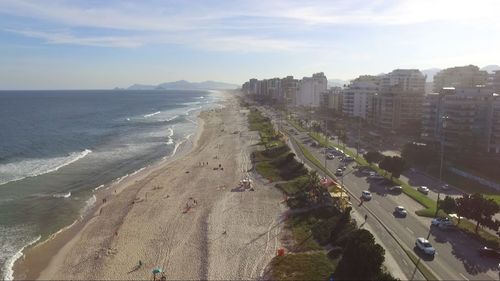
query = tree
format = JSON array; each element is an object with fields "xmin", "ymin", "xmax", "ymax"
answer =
[
  {"xmin": 456, "ymin": 193, "xmax": 499, "ymax": 232},
  {"xmin": 439, "ymin": 196, "xmax": 457, "ymax": 214},
  {"xmin": 307, "ymin": 171, "xmax": 324, "ymax": 203},
  {"xmin": 379, "ymin": 156, "xmax": 407, "ymax": 179},
  {"xmin": 401, "ymin": 142, "xmax": 438, "ymax": 167},
  {"xmin": 334, "ymin": 229, "xmax": 386, "ymax": 280},
  {"xmin": 364, "ymin": 151, "xmax": 384, "ymax": 164},
  {"xmin": 338, "ymin": 130, "xmax": 348, "ymax": 150}
]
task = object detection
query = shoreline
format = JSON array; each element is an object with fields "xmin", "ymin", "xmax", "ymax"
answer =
[
  {"xmin": 15, "ymin": 92, "xmax": 285, "ymax": 280},
  {"xmin": 12, "ymin": 111, "xmax": 206, "ymax": 280}
]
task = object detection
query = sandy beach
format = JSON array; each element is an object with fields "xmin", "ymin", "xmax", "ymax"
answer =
[{"xmin": 14, "ymin": 93, "xmax": 285, "ymax": 280}]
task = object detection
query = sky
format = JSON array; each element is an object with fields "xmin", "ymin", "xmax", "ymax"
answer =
[{"xmin": 0, "ymin": 0, "xmax": 499, "ymax": 90}]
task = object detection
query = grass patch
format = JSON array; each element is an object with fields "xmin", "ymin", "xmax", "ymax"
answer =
[
  {"xmin": 286, "ymin": 207, "xmax": 341, "ymax": 252},
  {"xmin": 294, "ymin": 140, "xmax": 336, "ymax": 179},
  {"xmin": 270, "ymin": 252, "xmax": 336, "ymax": 280},
  {"xmin": 485, "ymin": 194, "xmax": 500, "ymax": 205},
  {"xmin": 275, "ymin": 175, "xmax": 309, "ymax": 195},
  {"xmin": 248, "ymin": 109, "xmax": 281, "ymax": 147},
  {"xmin": 287, "ymin": 215, "xmax": 323, "ymax": 252},
  {"xmin": 255, "ymin": 161, "xmax": 281, "ymax": 181},
  {"xmin": 456, "ymin": 219, "xmax": 499, "ymax": 248}
]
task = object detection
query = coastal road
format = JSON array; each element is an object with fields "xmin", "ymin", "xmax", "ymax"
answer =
[
  {"xmin": 287, "ymin": 124, "xmax": 498, "ymax": 281},
  {"xmin": 254, "ymin": 105, "xmax": 499, "ymax": 281}
]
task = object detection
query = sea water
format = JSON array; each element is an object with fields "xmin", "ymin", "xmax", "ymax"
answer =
[{"xmin": 0, "ymin": 89, "xmax": 219, "ymax": 280}]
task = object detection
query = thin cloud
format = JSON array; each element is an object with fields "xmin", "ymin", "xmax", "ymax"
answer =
[
  {"xmin": 6, "ymin": 29, "xmax": 144, "ymax": 48},
  {"xmin": 1, "ymin": 0, "xmax": 499, "ymax": 51}
]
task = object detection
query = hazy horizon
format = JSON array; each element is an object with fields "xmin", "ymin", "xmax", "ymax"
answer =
[{"xmin": 1, "ymin": 0, "xmax": 499, "ymax": 90}]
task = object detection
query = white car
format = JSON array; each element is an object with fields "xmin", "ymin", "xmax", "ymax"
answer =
[
  {"xmin": 417, "ymin": 186, "xmax": 429, "ymax": 194},
  {"xmin": 395, "ymin": 206, "xmax": 407, "ymax": 217},
  {"xmin": 361, "ymin": 190, "xmax": 372, "ymax": 200},
  {"xmin": 327, "ymin": 153, "xmax": 335, "ymax": 159},
  {"xmin": 415, "ymin": 237, "xmax": 436, "ymax": 256}
]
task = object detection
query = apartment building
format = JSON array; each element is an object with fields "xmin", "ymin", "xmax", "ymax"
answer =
[
  {"xmin": 320, "ymin": 86, "xmax": 342, "ymax": 113},
  {"xmin": 296, "ymin": 72, "xmax": 328, "ymax": 107},
  {"xmin": 373, "ymin": 69, "xmax": 426, "ymax": 131},
  {"xmin": 433, "ymin": 65, "xmax": 488, "ymax": 92},
  {"xmin": 342, "ymin": 78, "xmax": 379, "ymax": 119},
  {"xmin": 421, "ymin": 86, "xmax": 500, "ymax": 154},
  {"xmin": 281, "ymin": 76, "xmax": 299, "ymax": 105}
]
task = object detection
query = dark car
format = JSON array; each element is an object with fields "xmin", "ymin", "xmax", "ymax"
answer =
[{"xmin": 478, "ymin": 247, "xmax": 500, "ymax": 258}]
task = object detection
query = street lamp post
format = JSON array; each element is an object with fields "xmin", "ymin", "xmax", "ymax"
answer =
[
  {"xmin": 356, "ymin": 117, "xmax": 361, "ymax": 158},
  {"xmin": 340, "ymin": 168, "xmax": 355, "ymax": 211},
  {"xmin": 435, "ymin": 115, "xmax": 448, "ymax": 217}
]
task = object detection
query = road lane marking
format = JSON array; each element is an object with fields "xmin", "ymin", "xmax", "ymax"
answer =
[
  {"xmin": 405, "ymin": 227, "xmax": 414, "ymax": 234},
  {"xmin": 402, "ymin": 259, "xmax": 408, "ymax": 266},
  {"xmin": 373, "ymin": 200, "xmax": 380, "ymax": 205},
  {"xmin": 459, "ymin": 273, "xmax": 469, "ymax": 280}
]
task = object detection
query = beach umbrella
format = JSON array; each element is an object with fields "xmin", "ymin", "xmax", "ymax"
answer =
[{"xmin": 152, "ymin": 268, "xmax": 162, "ymax": 274}]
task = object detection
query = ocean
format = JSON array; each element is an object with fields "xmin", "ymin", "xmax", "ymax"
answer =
[{"xmin": 0, "ymin": 89, "xmax": 219, "ymax": 280}]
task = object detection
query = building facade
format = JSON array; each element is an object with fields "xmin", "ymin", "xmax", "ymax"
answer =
[
  {"xmin": 421, "ymin": 86, "xmax": 500, "ymax": 154},
  {"xmin": 373, "ymin": 69, "xmax": 426, "ymax": 130},
  {"xmin": 433, "ymin": 65, "xmax": 488, "ymax": 92},
  {"xmin": 342, "ymin": 80, "xmax": 378, "ymax": 119},
  {"xmin": 296, "ymin": 72, "xmax": 328, "ymax": 107}
]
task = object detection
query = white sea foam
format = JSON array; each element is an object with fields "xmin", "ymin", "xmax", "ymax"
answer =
[
  {"xmin": 160, "ymin": 114, "xmax": 179, "ymax": 122},
  {"xmin": 80, "ymin": 194, "xmax": 97, "ymax": 217},
  {"xmin": 93, "ymin": 184, "xmax": 105, "ymax": 191},
  {"xmin": 131, "ymin": 167, "xmax": 146, "ymax": 176},
  {"xmin": 0, "ymin": 149, "xmax": 92, "ymax": 187},
  {"xmin": 171, "ymin": 142, "xmax": 181, "ymax": 157},
  {"xmin": 184, "ymin": 106, "xmax": 202, "ymax": 116},
  {"xmin": 1, "ymin": 233, "xmax": 41, "ymax": 281},
  {"xmin": 144, "ymin": 111, "xmax": 161, "ymax": 118},
  {"xmin": 166, "ymin": 127, "xmax": 174, "ymax": 145},
  {"xmin": 52, "ymin": 191, "xmax": 71, "ymax": 198},
  {"xmin": 126, "ymin": 118, "xmax": 131, "ymax": 121}
]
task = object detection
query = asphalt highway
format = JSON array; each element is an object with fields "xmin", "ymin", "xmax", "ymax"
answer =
[{"xmin": 257, "ymin": 105, "xmax": 498, "ymax": 280}]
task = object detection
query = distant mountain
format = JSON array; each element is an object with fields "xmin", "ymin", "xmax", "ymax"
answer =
[
  {"xmin": 127, "ymin": 84, "xmax": 158, "ymax": 90},
  {"xmin": 126, "ymin": 80, "xmax": 238, "ymax": 90},
  {"xmin": 481, "ymin": 65, "xmax": 500, "ymax": 73},
  {"xmin": 421, "ymin": 68, "xmax": 441, "ymax": 82},
  {"xmin": 328, "ymin": 78, "xmax": 350, "ymax": 88}
]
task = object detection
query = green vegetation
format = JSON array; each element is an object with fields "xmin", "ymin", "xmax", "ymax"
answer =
[
  {"xmin": 334, "ymin": 229, "xmax": 389, "ymax": 281},
  {"xmin": 288, "ymin": 118, "xmax": 307, "ymax": 132},
  {"xmin": 379, "ymin": 156, "xmax": 406, "ymax": 179},
  {"xmin": 247, "ymin": 108, "xmax": 394, "ymax": 280},
  {"xmin": 294, "ymin": 140, "xmax": 335, "ymax": 179},
  {"xmin": 270, "ymin": 252, "xmax": 336, "ymax": 281},
  {"xmin": 455, "ymin": 219, "xmax": 499, "ymax": 248},
  {"xmin": 275, "ymin": 175, "xmax": 309, "ymax": 195},
  {"xmin": 286, "ymin": 211, "xmax": 325, "ymax": 252},
  {"xmin": 485, "ymin": 194, "xmax": 500, "ymax": 205},
  {"xmin": 254, "ymin": 148, "xmax": 307, "ymax": 181},
  {"xmin": 248, "ymin": 109, "xmax": 280, "ymax": 148}
]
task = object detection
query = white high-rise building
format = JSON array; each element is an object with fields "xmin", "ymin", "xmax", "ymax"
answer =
[
  {"xmin": 342, "ymin": 79, "xmax": 379, "ymax": 119},
  {"xmin": 296, "ymin": 72, "xmax": 327, "ymax": 107}
]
